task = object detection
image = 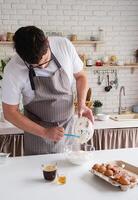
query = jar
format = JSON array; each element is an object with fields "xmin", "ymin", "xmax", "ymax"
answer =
[
  {"xmin": 7, "ymin": 32, "xmax": 14, "ymax": 41},
  {"xmin": 102, "ymin": 56, "xmax": 109, "ymax": 64},
  {"xmin": 70, "ymin": 34, "xmax": 77, "ymax": 41},
  {"xmin": 86, "ymin": 58, "xmax": 93, "ymax": 66},
  {"xmin": 96, "ymin": 60, "xmax": 103, "ymax": 66}
]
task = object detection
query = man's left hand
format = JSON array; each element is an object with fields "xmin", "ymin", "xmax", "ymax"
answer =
[{"xmin": 78, "ymin": 105, "xmax": 94, "ymax": 124}]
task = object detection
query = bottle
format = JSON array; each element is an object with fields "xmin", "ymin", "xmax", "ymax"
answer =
[{"xmin": 98, "ymin": 28, "xmax": 104, "ymax": 41}]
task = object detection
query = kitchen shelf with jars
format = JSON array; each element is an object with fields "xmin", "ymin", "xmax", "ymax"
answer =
[
  {"xmin": 0, "ymin": 41, "xmax": 13, "ymax": 45},
  {"xmin": 0, "ymin": 32, "xmax": 14, "ymax": 44},
  {"xmin": 84, "ymin": 64, "xmax": 138, "ymax": 70},
  {"xmin": 82, "ymin": 54, "xmax": 138, "ymax": 74},
  {"xmin": 70, "ymin": 28, "xmax": 104, "ymax": 51}
]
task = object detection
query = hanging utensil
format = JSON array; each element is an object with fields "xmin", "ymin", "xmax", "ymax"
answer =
[
  {"xmin": 97, "ymin": 72, "xmax": 101, "ymax": 85},
  {"xmin": 114, "ymin": 70, "xmax": 118, "ymax": 89},
  {"xmin": 104, "ymin": 74, "xmax": 112, "ymax": 92}
]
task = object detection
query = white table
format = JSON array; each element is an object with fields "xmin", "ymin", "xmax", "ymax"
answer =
[{"xmin": 0, "ymin": 148, "xmax": 138, "ymax": 200}]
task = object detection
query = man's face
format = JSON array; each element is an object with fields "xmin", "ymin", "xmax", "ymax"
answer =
[{"xmin": 31, "ymin": 48, "xmax": 51, "ymax": 69}]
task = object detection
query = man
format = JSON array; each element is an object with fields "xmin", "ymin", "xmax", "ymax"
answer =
[{"xmin": 2, "ymin": 26, "xmax": 94, "ymax": 155}]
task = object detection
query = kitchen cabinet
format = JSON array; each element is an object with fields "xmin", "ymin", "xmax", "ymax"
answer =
[
  {"xmin": 0, "ymin": 121, "xmax": 23, "ymax": 156},
  {"xmin": 0, "ymin": 134, "xmax": 24, "ymax": 156},
  {"xmin": 1, "ymin": 118, "xmax": 138, "ymax": 156},
  {"xmin": 90, "ymin": 118, "xmax": 138, "ymax": 150},
  {"xmin": 89, "ymin": 128, "xmax": 138, "ymax": 150}
]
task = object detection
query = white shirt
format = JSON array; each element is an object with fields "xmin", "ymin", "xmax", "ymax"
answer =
[{"xmin": 2, "ymin": 37, "xmax": 83, "ymax": 106}]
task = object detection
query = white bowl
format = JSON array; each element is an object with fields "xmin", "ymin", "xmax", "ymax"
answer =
[
  {"xmin": 65, "ymin": 144, "xmax": 94, "ymax": 165},
  {"xmin": 96, "ymin": 114, "xmax": 109, "ymax": 121},
  {"xmin": 67, "ymin": 151, "xmax": 91, "ymax": 165},
  {"xmin": 0, "ymin": 153, "xmax": 10, "ymax": 164}
]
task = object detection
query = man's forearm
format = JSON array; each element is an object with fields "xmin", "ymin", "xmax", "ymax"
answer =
[
  {"xmin": 4, "ymin": 110, "xmax": 46, "ymax": 138},
  {"xmin": 76, "ymin": 72, "xmax": 88, "ymax": 106}
]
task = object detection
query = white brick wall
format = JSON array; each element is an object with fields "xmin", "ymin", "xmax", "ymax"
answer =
[{"xmin": 0, "ymin": 0, "xmax": 138, "ymax": 113}]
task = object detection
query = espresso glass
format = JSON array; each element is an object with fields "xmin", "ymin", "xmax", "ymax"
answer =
[{"xmin": 42, "ymin": 164, "xmax": 57, "ymax": 181}]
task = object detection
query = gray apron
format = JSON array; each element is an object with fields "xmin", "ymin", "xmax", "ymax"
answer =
[{"xmin": 24, "ymin": 52, "xmax": 76, "ymax": 155}]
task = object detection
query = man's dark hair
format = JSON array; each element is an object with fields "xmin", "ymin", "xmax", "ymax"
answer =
[{"xmin": 13, "ymin": 26, "xmax": 49, "ymax": 64}]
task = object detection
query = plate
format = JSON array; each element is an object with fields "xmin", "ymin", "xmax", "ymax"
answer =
[{"xmin": 74, "ymin": 116, "xmax": 94, "ymax": 144}]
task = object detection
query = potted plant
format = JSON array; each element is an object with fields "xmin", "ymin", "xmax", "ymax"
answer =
[
  {"xmin": 0, "ymin": 59, "xmax": 10, "ymax": 80},
  {"xmin": 93, "ymin": 100, "xmax": 103, "ymax": 115}
]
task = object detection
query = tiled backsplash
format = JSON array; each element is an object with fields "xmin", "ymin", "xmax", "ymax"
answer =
[{"xmin": 0, "ymin": 0, "xmax": 138, "ymax": 113}]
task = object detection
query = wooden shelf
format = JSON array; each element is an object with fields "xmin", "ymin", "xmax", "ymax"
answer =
[
  {"xmin": 84, "ymin": 64, "xmax": 138, "ymax": 70},
  {"xmin": 0, "ymin": 41, "xmax": 13, "ymax": 45},
  {"xmin": 84, "ymin": 64, "xmax": 138, "ymax": 74},
  {"xmin": 71, "ymin": 40, "xmax": 103, "ymax": 45},
  {"xmin": 0, "ymin": 40, "xmax": 103, "ymax": 45},
  {"xmin": 84, "ymin": 64, "xmax": 138, "ymax": 69},
  {"xmin": 71, "ymin": 40, "xmax": 103, "ymax": 51}
]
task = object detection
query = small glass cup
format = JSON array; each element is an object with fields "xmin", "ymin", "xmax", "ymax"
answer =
[
  {"xmin": 57, "ymin": 173, "xmax": 67, "ymax": 185},
  {"xmin": 42, "ymin": 164, "xmax": 57, "ymax": 181}
]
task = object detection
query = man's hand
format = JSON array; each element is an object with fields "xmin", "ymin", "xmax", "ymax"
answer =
[
  {"xmin": 78, "ymin": 105, "xmax": 94, "ymax": 124},
  {"xmin": 2, "ymin": 103, "xmax": 65, "ymax": 140},
  {"xmin": 44, "ymin": 126, "xmax": 64, "ymax": 142},
  {"xmin": 74, "ymin": 70, "xmax": 94, "ymax": 123}
]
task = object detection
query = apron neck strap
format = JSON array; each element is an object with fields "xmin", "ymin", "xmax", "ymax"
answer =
[
  {"xmin": 51, "ymin": 52, "xmax": 62, "ymax": 69},
  {"xmin": 24, "ymin": 62, "xmax": 36, "ymax": 91}
]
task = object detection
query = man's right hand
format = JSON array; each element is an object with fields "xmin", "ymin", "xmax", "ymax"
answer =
[{"xmin": 44, "ymin": 126, "xmax": 64, "ymax": 142}]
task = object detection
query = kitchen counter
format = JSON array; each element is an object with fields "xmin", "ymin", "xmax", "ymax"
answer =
[
  {"xmin": 94, "ymin": 118, "xmax": 138, "ymax": 130},
  {"xmin": 1, "ymin": 118, "xmax": 138, "ymax": 154},
  {"xmin": 0, "ymin": 148, "xmax": 138, "ymax": 200},
  {"xmin": 1, "ymin": 117, "xmax": 138, "ymax": 135},
  {"xmin": 0, "ymin": 121, "xmax": 23, "ymax": 135}
]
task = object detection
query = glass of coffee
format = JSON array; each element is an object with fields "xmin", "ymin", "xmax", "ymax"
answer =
[{"xmin": 42, "ymin": 164, "xmax": 57, "ymax": 181}]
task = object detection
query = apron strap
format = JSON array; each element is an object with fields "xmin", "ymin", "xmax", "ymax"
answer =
[
  {"xmin": 29, "ymin": 65, "xmax": 36, "ymax": 90},
  {"xmin": 51, "ymin": 53, "xmax": 62, "ymax": 69},
  {"xmin": 24, "ymin": 61, "xmax": 36, "ymax": 91}
]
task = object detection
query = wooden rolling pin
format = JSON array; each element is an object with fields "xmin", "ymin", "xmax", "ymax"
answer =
[{"xmin": 86, "ymin": 88, "xmax": 92, "ymax": 101}]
